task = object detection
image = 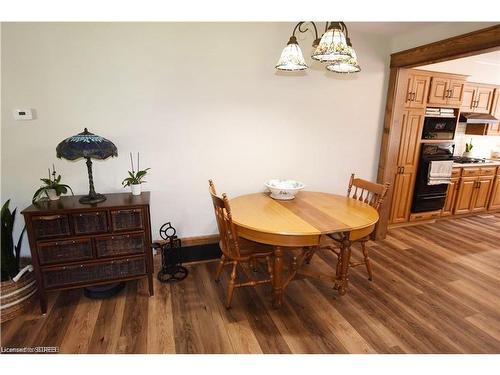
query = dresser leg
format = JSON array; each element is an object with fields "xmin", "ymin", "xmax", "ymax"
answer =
[
  {"xmin": 147, "ymin": 274, "xmax": 154, "ymax": 296},
  {"xmin": 272, "ymin": 246, "xmax": 284, "ymax": 308}
]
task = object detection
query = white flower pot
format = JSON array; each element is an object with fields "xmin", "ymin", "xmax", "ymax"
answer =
[
  {"xmin": 131, "ymin": 184, "xmax": 142, "ymax": 196},
  {"xmin": 46, "ymin": 189, "xmax": 60, "ymax": 200},
  {"xmin": 462, "ymin": 151, "xmax": 472, "ymax": 158}
]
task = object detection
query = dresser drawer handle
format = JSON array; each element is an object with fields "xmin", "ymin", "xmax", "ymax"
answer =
[{"xmin": 35, "ymin": 215, "xmax": 64, "ymax": 221}]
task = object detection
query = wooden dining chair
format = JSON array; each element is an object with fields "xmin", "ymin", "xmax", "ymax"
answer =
[
  {"xmin": 208, "ymin": 180, "xmax": 274, "ymax": 308},
  {"xmin": 321, "ymin": 174, "xmax": 390, "ymax": 281}
]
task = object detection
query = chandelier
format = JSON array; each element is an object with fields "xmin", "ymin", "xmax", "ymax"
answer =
[{"xmin": 275, "ymin": 22, "xmax": 360, "ymax": 74}]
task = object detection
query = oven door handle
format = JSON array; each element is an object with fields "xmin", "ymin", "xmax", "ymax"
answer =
[{"xmin": 419, "ymin": 194, "xmax": 447, "ymax": 200}]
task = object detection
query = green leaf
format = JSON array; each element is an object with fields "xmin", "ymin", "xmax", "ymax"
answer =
[{"xmin": 32, "ymin": 187, "xmax": 46, "ymax": 203}]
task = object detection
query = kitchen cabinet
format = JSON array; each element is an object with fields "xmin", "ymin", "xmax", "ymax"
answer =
[
  {"xmin": 486, "ymin": 88, "xmax": 500, "ymax": 136},
  {"xmin": 454, "ymin": 176, "xmax": 477, "ymax": 215},
  {"xmin": 441, "ymin": 176, "xmax": 459, "ymax": 217},
  {"xmin": 489, "ymin": 174, "xmax": 500, "ymax": 210},
  {"xmin": 453, "ymin": 168, "xmax": 496, "ymax": 215},
  {"xmin": 404, "ymin": 72, "xmax": 430, "ymax": 109},
  {"xmin": 389, "ymin": 109, "xmax": 424, "ymax": 223},
  {"xmin": 471, "ymin": 176, "xmax": 495, "ymax": 211},
  {"xmin": 460, "ymin": 83, "xmax": 495, "ymax": 114},
  {"xmin": 427, "ymin": 74, "xmax": 466, "ymax": 107}
]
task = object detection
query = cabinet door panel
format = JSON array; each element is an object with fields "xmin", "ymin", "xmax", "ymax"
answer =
[
  {"xmin": 487, "ymin": 123, "xmax": 500, "ymax": 136},
  {"xmin": 72, "ymin": 211, "xmax": 108, "ymax": 235},
  {"xmin": 95, "ymin": 233, "xmax": 145, "ymax": 258},
  {"xmin": 471, "ymin": 176, "xmax": 494, "ymax": 212},
  {"xmin": 475, "ymin": 87, "xmax": 495, "ymax": 114},
  {"xmin": 460, "ymin": 86, "xmax": 476, "ymax": 112},
  {"xmin": 110, "ymin": 209, "xmax": 144, "ymax": 231},
  {"xmin": 428, "ymin": 77, "xmax": 448, "ymax": 106},
  {"xmin": 404, "ymin": 76, "xmax": 414, "ymax": 108},
  {"xmin": 37, "ymin": 238, "xmax": 93, "ymax": 265},
  {"xmin": 397, "ymin": 110, "xmax": 423, "ymax": 172},
  {"xmin": 442, "ymin": 177, "xmax": 459, "ymax": 217},
  {"xmin": 454, "ymin": 177, "xmax": 476, "ymax": 215},
  {"xmin": 32, "ymin": 214, "xmax": 71, "ymax": 239},
  {"xmin": 390, "ymin": 172, "xmax": 414, "ymax": 224},
  {"xmin": 488, "ymin": 176, "xmax": 500, "ymax": 210},
  {"xmin": 410, "ymin": 75, "xmax": 430, "ymax": 108},
  {"xmin": 447, "ymin": 79, "xmax": 465, "ymax": 107}
]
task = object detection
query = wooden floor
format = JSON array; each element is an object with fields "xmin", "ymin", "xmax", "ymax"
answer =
[{"xmin": 2, "ymin": 213, "xmax": 500, "ymax": 353}]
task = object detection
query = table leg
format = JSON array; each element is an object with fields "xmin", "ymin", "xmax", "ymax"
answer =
[
  {"xmin": 336, "ymin": 232, "xmax": 352, "ymax": 295},
  {"xmin": 272, "ymin": 246, "xmax": 284, "ymax": 308}
]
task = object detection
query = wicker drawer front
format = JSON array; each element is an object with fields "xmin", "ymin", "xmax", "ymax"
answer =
[
  {"xmin": 110, "ymin": 209, "xmax": 143, "ymax": 231},
  {"xmin": 38, "ymin": 238, "xmax": 93, "ymax": 265},
  {"xmin": 72, "ymin": 211, "xmax": 108, "ymax": 235},
  {"xmin": 43, "ymin": 257, "xmax": 146, "ymax": 288},
  {"xmin": 32, "ymin": 215, "xmax": 71, "ymax": 239},
  {"xmin": 95, "ymin": 233, "xmax": 145, "ymax": 258}
]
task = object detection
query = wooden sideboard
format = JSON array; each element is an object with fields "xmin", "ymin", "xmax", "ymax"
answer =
[{"xmin": 22, "ymin": 192, "xmax": 154, "ymax": 314}]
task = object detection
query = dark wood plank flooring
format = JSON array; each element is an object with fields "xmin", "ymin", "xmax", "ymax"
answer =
[{"xmin": 2, "ymin": 213, "xmax": 500, "ymax": 353}]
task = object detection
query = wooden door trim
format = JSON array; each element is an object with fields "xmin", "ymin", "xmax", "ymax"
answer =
[
  {"xmin": 390, "ymin": 25, "xmax": 500, "ymax": 68},
  {"xmin": 375, "ymin": 24, "xmax": 500, "ymax": 239}
]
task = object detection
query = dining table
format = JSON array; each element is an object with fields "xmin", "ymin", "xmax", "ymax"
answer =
[{"xmin": 229, "ymin": 191, "xmax": 379, "ymax": 308}]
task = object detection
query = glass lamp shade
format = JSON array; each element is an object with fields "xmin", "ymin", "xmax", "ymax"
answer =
[
  {"xmin": 311, "ymin": 25, "xmax": 349, "ymax": 63},
  {"xmin": 275, "ymin": 36, "xmax": 308, "ymax": 71},
  {"xmin": 326, "ymin": 45, "xmax": 361, "ymax": 73}
]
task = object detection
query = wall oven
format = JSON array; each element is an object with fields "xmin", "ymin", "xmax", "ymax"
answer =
[
  {"xmin": 412, "ymin": 143, "xmax": 455, "ymax": 213},
  {"xmin": 422, "ymin": 116, "xmax": 457, "ymax": 140}
]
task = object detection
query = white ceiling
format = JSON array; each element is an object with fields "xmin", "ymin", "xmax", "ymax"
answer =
[
  {"xmin": 417, "ymin": 50, "xmax": 500, "ymax": 85},
  {"xmin": 348, "ymin": 22, "xmax": 435, "ymax": 36}
]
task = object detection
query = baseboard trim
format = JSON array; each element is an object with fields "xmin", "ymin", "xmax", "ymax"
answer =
[
  {"xmin": 153, "ymin": 234, "xmax": 221, "ymax": 264},
  {"xmin": 181, "ymin": 234, "xmax": 219, "ymax": 247}
]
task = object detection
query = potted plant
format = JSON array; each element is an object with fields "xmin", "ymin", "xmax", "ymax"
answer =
[
  {"xmin": 463, "ymin": 139, "xmax": 473, "ymax": 157},
  {"xmin": 32, "ymin": 165, "xmax": 74, "ymax": 203},
  {"xmin": 1, "ymin": 200, "xmax": 37, "ymax": 323},
  {"xmin": 122, "ymin": 152, "xmax": 150, "ymax": 196}
]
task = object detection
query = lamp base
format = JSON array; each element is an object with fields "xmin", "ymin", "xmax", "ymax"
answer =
[{"xmin": 79, "ymin": 193, "xmax": 106, "ymax": 204}]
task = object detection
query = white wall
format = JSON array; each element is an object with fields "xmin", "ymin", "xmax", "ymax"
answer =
[
  {"xmin": 2, "ymin": 22, "xmax": 496, "ymax": 256},
  {"xmin": 1, "ymin": 22, "xmax": 390, "ymax": 255}
]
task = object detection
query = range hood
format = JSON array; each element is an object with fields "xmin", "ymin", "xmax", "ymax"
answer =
[{"xmin": 459, "ymin": 112, "xmax": 499, "ymax": 125}]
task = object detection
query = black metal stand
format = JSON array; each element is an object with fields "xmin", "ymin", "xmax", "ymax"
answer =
[
  {"xmin": 153, "ymin": 222, "xmax": 188, "ymax": 283},
  {"xmin": 79, "ymin": 157, "xmax": 106, "ymax": 204}
]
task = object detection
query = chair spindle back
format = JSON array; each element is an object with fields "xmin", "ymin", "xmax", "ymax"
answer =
[
  {"xmin": 347, "ymin": 173, "xmax": 390, "ymax": 212},
  {"xmin": 208, "ymin": 180, "xmax": 241, "ymax": 259}
]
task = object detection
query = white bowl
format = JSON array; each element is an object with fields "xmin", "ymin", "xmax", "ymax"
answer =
[{"xmin": 265, "ymin": 179, "xmax": 305, "ymax": 200}]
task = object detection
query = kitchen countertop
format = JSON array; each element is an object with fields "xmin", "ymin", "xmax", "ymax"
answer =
[{"xmin": 453, "ymin": 160, "xmax": 500, "ymax": 167}]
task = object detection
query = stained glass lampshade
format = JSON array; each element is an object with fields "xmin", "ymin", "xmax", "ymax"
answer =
[
  {"xmin": 326, "ymin": 37, "xmax": 361, "ymax": 73},
  {"xmin": 311, "ymin": 23, "xmax": 350, "ymax": 63},
  {"xmin": 275, "ymin": 36, "xmax": 308, "ymax": 71},
  {"xmin": 56, "ymin": 128, "xmax": 118, "ymax": 204}
]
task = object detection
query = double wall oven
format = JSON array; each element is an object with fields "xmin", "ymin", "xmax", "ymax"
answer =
[
  {"xmin": 412, "ymin": 143, "xmax": 455, "ymax": 213},
  {"xmin": 411, "ymin": 110, "xmax": 457, "ymax": 213}
]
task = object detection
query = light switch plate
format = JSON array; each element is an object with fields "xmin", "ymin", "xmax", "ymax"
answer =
[{"xmin": 13, "ymin": 108, "xmax": 33, "ymax": 120}]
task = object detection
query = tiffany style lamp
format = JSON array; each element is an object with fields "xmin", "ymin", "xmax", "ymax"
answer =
[{"xmin": 56, "ymin": 128, "xmax": 118, "ymax": 204}]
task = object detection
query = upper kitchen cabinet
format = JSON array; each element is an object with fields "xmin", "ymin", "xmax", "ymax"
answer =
[
  {"xmin": 460, "ymin": 83, "xmax": 495, "ymax": 114},
  {"xmin": 404, "ymin": 72, "xmax": 430, "ymax": 109},
  {"xmin": 427, "ymin": 73, "xmax": 467, "ymax": 107}
]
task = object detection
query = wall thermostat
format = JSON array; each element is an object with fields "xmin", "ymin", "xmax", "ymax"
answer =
[{"xmin": 13, "ymin": 108, "xmax": 33, "ymax": 120}]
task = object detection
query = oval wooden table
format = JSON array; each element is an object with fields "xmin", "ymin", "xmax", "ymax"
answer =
[{"xmin": 229, "ymin": 191, "xmax": 379, "ymax": 308}]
